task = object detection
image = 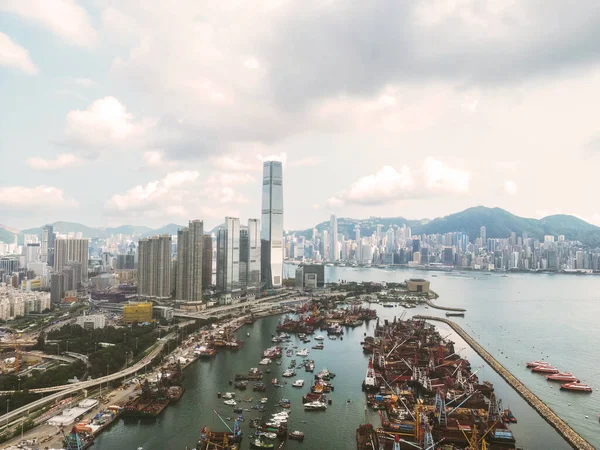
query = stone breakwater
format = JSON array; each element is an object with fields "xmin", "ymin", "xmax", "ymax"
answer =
[{"xmin": 414, "ymin": 315, "xmax": 596, "ymax": 450}]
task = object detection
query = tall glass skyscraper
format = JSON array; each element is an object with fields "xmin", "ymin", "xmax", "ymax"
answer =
[{"xmin": 261, "ymin": 161, "xmax": 283, "ymax": 288}]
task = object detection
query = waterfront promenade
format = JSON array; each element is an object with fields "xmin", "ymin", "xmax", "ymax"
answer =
[{"xmin": 415, "ymin": 315, "xmax": 596, "ymax": 450}]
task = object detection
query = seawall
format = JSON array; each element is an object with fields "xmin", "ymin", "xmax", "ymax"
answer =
[{"xmin": 414, "ymin": 315, "xmax": 595, "ymax": 450}]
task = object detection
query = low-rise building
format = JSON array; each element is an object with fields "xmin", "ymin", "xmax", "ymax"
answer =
[
  {"xmin": 76, "ymin": 313, "xmax": 106, "ymax": 330},
  {"xmin": 406, "ymin": 278, "xmax": 430, "ymax": 293},
  {"xmin": 123, "ymin": 302, "xmax": 153, "ymax": 323}
]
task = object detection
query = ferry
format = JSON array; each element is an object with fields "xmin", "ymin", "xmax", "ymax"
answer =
[
  {"xmin": 546, "ymin": 373, "xmax": 579, "ymax": 383},
  {"xmin": 526, "ymin": 360, "xmax": 550, "ymax": 368},
  {"xmin": 531, "ymin": 365, "xmax": 559, "ymax": 374},
  {"xmin": 560, "ymin": 382, "xmax": 593, "ymax": 392}
]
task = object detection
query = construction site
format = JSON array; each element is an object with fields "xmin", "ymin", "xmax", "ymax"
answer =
[{"xmin": 358, "ymin": 316, "xmax": 521, "ymax": 450}]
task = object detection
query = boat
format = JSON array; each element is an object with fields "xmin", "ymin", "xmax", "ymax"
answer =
[
  {"xmin": 356, "ymin": 423, "xmax": 378, "ymax": 450},
  {"xmin": 305, "ymin": 360, "xmax": 315, "ymax": 372},
  {"xmin": 502, "ymin": 408, "xmax": 517, "ymax": 423},
  {"xmin": 260, "ymin": 397, "xmax": 268, "ymax": 404},
  {"xmin": 250, "ymin": 438, "xmax": 274, "ymax": 449},
  {"xmin": 531, "ymin": 365, "xmax": 559, "ymax": 374},
  {"xmin": 296, "ymin": 348, "xmax": 309, "ymax": 357},
  {"xmin": 259, "ymin": 432, "xmax": 278, "ymax": 440},
  {"xmin": 304, "ymin": 400, "xmax": 327, "ymax": 411},
  {"xmin": 560, "ymin": 382, "xmax": 593, "ymax": 392},
  {"xmin": 526, "ymin": 360, "xmax": 550, "ymax": 368},
  {"xmin": 223, "ymin": 399, "xmax": 237, "ymax": 406},
  {"xmin": 315, "ymin": 335, "xmax": 325, "ymax": 341},
  {"xmin": 312, "ymin": 343, "xmax": 324, "ymax": 350},
  {"xmin": 292, "ymin": 379, "xmax": 305, "ymax": 387},
  {"xmin": 222, "ymin": 392, "xmax": 235, "ymax": 399},
  {"xmin": 282, "ymin": 369, "xmax": 296, "ymax": 377},
  {"xmin": 259, "ymin": 358, "xmax": 271, "ymax": 365},
  {"xmin": 546, "ymin": 373, "xmax": 579, "ymax": 383},
  {"xmin": 288, "ymin": 430, "xmax": 305, "ymax": 441},
  {"xmin": 271, "ymin": 378, "xmax": 278, "ymax": 385},
  {"xmin": 445, "ymin": 312, "xmax": 465, "ymax": 317},
  {"xmin": 279, "ymin": 398, "xmax": 291, "ymax": 409},
  {"xmin": 328, "ymin": 335, "xmax": 337, "ymax": 340},
  {"xmin": 253, "ymin": 383, "xmax": 266, "ymax": 392}
]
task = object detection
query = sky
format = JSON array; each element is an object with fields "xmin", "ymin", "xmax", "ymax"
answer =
[{"xmin": 1, "ymin": 0, "xmax": 600, "ymax": 231}]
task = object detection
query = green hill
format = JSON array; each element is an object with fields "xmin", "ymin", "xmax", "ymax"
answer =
[
  {"xmin": 0, "ymin": 228, "xmax": 17, "ymax": 244},
  {"xmin": 292, "ymin": 207, "xmax": 600, "ymax": 246}
]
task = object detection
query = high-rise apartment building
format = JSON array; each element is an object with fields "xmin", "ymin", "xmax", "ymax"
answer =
[
  {"xmin": 54, "ymin": 238, "xmax": 89, "ymax": 281},
  {"xmin": 260, "ymin": 161, "xmax": 283, "ymax": 288},
  {"xmin": 138, "ymin": 235, "xmax": 172, "ymax": 298},
  {"xmin": 202, "ymin": 235, "xmax": 213, "ymax": 287},
  {"xmin": 175, "ymin": 221, "xmax": 204, "ymax": 301},
  {"xmin": 329, "ymin": 215, "xmax": 339, "ymax": 261},
  {"xmin": 50, "ymin": 272, "xmax": 64, "ymax": 304},
  {"xmin": 480, "ymin": 226, "xmax": 486, "ymax": 247},
  {"xmin": 240, "ymin": 219, "xmax": 261, "ymax": 290},
  {"xmin": 41, "ymin": 225, "xmax": 55, "ymax": 266},
  {"xmin": 216, "ymin": 217, "xmax": 240, "ymax": 293}
]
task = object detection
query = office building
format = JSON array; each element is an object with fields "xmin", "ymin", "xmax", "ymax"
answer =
[
  {"xmin": 260, "ymin": 161, "xmax": 283, "ymax": 288},
  {"xmin": 55, "ymin": 238, "xmax": 89, "ymax": 281},
  {"xmin": 51, "ymin": 272, "xmax": 64, "ymax": 304},
  {"xmin": 216, "ymin": 217, "xmax": 240, "ymax": 293},
  {"xmin": 202, "ymin": 235, "xmax": 213, "ymax": 287},
  {"xmin": 123, "ymin": 302, "xmax": 153, "ymax": 323},
  {"xmin": 240, "ymin": 219, "xmax": 261, "ymax": 291},
  {"xmin": 25, "ymin": 242, "xmax": 41, "ymax": 264},
  {"xmin": 329, "ymin": 215, "xmax": 339, "ymax": 261},
  {"xmin": 137, "ymin": 235, "xmax": 172, "ymax": 298},
  {"xmin": 295, "ymin": 264, "xmax": 325, "ymax": 289},
  {"xmin": 41, "ymin": 225, "xmax": 55, "ymax": 266}
]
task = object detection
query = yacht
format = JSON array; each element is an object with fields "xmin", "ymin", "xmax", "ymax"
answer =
[
  {"xmin": 223, "ymin": 399, "xmax": 237, "ymax": 406},
  {"xmin": 304, "ymin": 401, "xmax": 327, "ymax": 411},
  {"xmin": 314, "ymin": 335, "xmax": 325, "ymax": 341}
]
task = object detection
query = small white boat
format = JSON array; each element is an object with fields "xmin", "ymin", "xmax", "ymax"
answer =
[
  {"xmin": 314, "ymin": 335, "xmax": 325, "ymax": 341},
  {"xmin": 260, "ymin": 397, "xmax": 268, "ymax": 404},
  {"xmin": 222, "ymin": 392, "xmax": 235, "ymax": 399},
  {"xmin": 292, "ymin": 379, "xmax": 305, "ymax": 387},
  {"xmin": 259, "ymin": 358, "xmax": 271, "ymax": 365},
  {"xmin": 223, "ymin": 399, "xmax": 237, "ymax": 406},
  {"xmin": 296, "ymin": 348, "xmax": 309, "ymax": 357}
]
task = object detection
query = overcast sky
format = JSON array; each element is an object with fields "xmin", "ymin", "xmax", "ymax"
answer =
[{"xmin": 1, "ymin": 0, "xmax": 600, "ymax": 231}]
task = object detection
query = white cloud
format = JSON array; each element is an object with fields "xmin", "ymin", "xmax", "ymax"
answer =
[
  {"xmin": 504, "ymin": 180, "xmax": 518, "ymax": 195},
  {"xmin": 0, "ymin": 185, "xmax": 77, "ymax": 211},
  {"xmin": 210, "ymin": 155, "xmax": 259, "ymax": 173},
  {"xmin": 64, "ymin": 96, "xmax": 155, "ymax": 149},
  {"xmin": 72, "ymin": 77, "xmax": 96, "ymax": 87},
  {"xmin": 333, "ymin": 159, "xmax": 470, "ymax": 206},
  {"xmin": 1, "ymin": 0, "xmax": 97, "ymax": 47},
  {"xmin": 27, "ymin": 153, "xmax": 84, "ymax": 170},
  {"xmin": 0, "ymin": 32, "xmax": 38, "ymax": 75},
  {"xmin": 105, "ymin": 170, "xmax": 248, "ymax": 221}
]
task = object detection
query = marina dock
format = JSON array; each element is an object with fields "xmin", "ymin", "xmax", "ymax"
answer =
[{"xmin": 414, "ymin": 315, "xmax": 596, "ymax": 450}]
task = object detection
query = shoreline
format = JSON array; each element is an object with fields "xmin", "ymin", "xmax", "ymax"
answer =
[{"xmin": 414, "ymin": 315, "xmax": 596, "ymax": 450}]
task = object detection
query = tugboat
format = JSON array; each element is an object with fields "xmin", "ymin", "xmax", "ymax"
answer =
[
  {"xmin": 560, "ymin": 382, "xmax": 593, "ymax": 392},
  {"xmin": 502, "ymin": 408, "xmax": 518, "ymax": 423}
]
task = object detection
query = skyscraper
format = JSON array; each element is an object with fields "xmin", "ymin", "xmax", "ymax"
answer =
[
  {"xmin": 41, "ymin": 225, "xmax": 55, "ymax": 266},
  {"xmin": 202, "ymin": 235, "xmax": 213, "ymax": 287},
  {"xmin": 217, "ymin": 217, "xmax": 240, "ymax": 293},
  {"xmin": 240, "ymin": 219, "xmax": 261, "ymax": 290},
  {"xmin": 50, "ymin": 272, "xmax": 64, "ymax": 304},
  {"xmin": 138, "ymin": 235, "xmax": 172, "ymax": 298},
  {"xmin": 176, "ymin": 221, "xmax": 204, "ymax": 301},
  {"xmin": 329, "ymin": 214, "xmax": 339, "ymax": 261},
  {"xmin": 55, "ymin": 238, "xmax": 89, "ymax": 281},
  {"xmin": 261, "ymin": 161, "xmax": 283, "ymax": 288},
  {"xmin": 480, "ymin": 226, "xmax": 487, "ymax": 247}
]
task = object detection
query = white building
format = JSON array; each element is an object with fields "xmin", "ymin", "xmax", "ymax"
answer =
[
  {"xmin": 0, "ymin": 283, "xmax": 51, "ymax": 319},
  {"xmin": 76, "ymin": 313, "xmax": 106, "ymax": 330}
]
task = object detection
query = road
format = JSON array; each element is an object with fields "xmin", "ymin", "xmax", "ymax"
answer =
[{"xmin": 0, "ymin": 332, "xmax": 175, "ymax": 426}]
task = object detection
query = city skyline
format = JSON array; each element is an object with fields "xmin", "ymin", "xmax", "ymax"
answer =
[{"xmin": 2, "ymin": 2, "xmax": 600, "ymax": 230}]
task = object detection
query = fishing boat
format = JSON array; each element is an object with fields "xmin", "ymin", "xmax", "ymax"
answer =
[
  {"xmin": 288, "ymin": 430, "xmax": 305, "ymax": 441},
  {"xmin": 502, "ymin": 408, "xmax": 517, "ymax": 423}
]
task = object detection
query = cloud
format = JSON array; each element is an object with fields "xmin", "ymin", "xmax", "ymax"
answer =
[
  {"xmin": 27, "ymin": 153, "xmax": 84, "ymax": 170},
  {"xmin": 332, "ymin": 159, "xmax": 470, "ymax": 206},
  {"xmin": 63, "ymin": 96, "xmax": 156, "ymax": 149},
  {"xmin": 105, "ymin": 170, "xmax": 248, "ymax": 221},
  {"xmin": 210, "ymin": 155, "xmax": 259, "ymax": 173},
  {"xmin": 0, "ymin": 185, "xmax": 77, "ymax": 211},
  {"xmin": 71, "ymin": 77, "xmax": 96, "ymax": 88},
  {"xmin": 1, "ymin": 0, "xmax": 97, "ymax": 47},
  {"xmin": 583, "ymin": 132, "xmax": 600, "ymax": 155},
  {"xmin": 504, "ymin": 180, "xmax": 518, "ymax": 195},
  {"xmin": 0, "ymin": 32, "xmax": 38, "ymax": 75}
]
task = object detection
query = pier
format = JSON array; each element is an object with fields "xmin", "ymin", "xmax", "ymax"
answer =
[
  {"xmin": 414, "ymin": 315, "xmax": 595, "ymax": 450},
  {"xmin": 424, "ymin": 299, "xmax": 466, "ymax": 312}
]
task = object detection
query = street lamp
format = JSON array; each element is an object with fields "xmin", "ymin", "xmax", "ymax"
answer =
[{"xmin": 17, "ymin": 377, "xmax": 21, "ymax": 391}]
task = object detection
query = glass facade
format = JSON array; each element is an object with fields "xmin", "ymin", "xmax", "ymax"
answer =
[
  {"xmin": 261, "ymin": 161, "xmax": 283, "ymax": 288},
  {"xmin": 216, "ymin": 217, "xmax": 240, "ymax": 292}
]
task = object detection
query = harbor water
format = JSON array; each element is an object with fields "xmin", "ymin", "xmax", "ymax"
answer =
[{"xmin": 94, "ymin": 266, "xmax": 599, "ymax": 449}]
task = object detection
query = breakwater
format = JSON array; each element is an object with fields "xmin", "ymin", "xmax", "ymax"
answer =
[
  {"xmin": 424, "ymin": 298, "xmax": 466, "ymax": 312},
  {"xmin": 414, "ymin": 315, "xmax": 596, "ymax": 450}
]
